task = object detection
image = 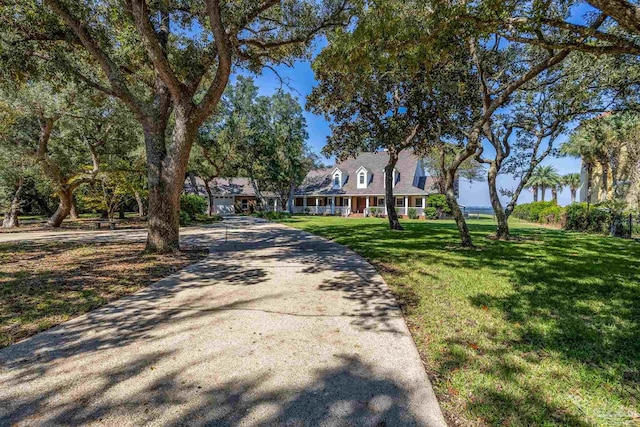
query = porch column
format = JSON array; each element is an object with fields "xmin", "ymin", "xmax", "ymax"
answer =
[
  {"xmin": 303, "ymin": 196, "xmax": 307, "ymax": 212},
  {"xmin": 331, "ymin": 196, "xmax": 336, "ymax": 214},
  {"xmin": 316, "ymin": 197, "xmax": 319, "ymax": 214},
  {"xmin": 347, "ymin": 197, "xmax": 351, "ymax": 213},
  {"xmin": 365, "ymin": 197, "xmax": 370, "ymax": 215},
  {"xmin": 404, "ymin": 196, "xmax": 409, "ymax": 216},
  {"xmin": 422, "ymin": 196, "xmax": 426, "ymax": 211},
  {"xmin": 274, "ymin": 199, "xmax": 277, "ymax": 211}
]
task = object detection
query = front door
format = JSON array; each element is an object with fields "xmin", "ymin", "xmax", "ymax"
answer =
[{"xmin": 357, "ymin": 197, "xmax": 367, "ymax": 213}]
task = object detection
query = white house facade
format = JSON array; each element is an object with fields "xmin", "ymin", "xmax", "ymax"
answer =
[{"xmin": 292, "ymin": 151, "xmax": 440, "ymax": 217}]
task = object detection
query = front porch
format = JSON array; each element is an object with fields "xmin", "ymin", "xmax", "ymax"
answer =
[{"xmin": 292, "ymin": 195, "xmax": 427, "ymax": 217}]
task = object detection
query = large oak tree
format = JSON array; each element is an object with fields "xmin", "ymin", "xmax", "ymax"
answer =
[{"xmin": 1, "ymin": 0, "xmax": 350, "ymax": 252}]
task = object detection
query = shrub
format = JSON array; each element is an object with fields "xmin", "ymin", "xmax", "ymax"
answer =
[
  {"xmin": 369, "ymin": 207, "xmax": 379, "ymax": 217},
  {"xmin": 512, "ymin": 201, "xmax": 557, "ymax": 223},
  {"xmin": 424, "ymin": 207, "xmax": 438, "ymax": 220},
  {"xmin": 408, "ymin": 207, "xmax": 419, "ymax": 219},
  {"xmin": 427, "ymin": 194, "xmax": 451, "ymax": 216},
  {"xmin": 180, "ymin": 194, "xmax": 207, "ymax": 220},
  {"xmin": 179, "ymin": 210, "xmax": 190, "ymax": 226},
  {"xmin": 564, "ymin": 202, "xmax": 610, "ymax": 233},
  {"xmin": 538, "ymin": 205, "xmax": 564, "ymax": 224},
  {"xmin": 258, "ymin": 211, "xmax": 292, "ymax": 221}
]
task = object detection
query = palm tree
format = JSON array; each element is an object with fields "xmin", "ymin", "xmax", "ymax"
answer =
[
  {"xmin": 563, "ymin": 173, "xmax": 581, "ymax": 203},
  {"xmin": 528, "ymin": 166, "xmax": 561, "ymax": 202}
]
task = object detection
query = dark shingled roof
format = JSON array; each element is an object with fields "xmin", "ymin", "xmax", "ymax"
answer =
[{"xmin": 295, "ymin": 151, "xmax": 438, "ymax": 196}]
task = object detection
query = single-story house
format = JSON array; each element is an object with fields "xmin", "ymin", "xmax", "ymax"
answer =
[
  {"xmin": 186, "ymin": 177, "xmax": 280, "ymax": 214},
  {"xmin": 292, "ymin": 150, "xmax": 441, "ymax": 217}
]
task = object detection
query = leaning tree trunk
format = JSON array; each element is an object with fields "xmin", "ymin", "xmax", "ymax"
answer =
[
  {"xmin": 48, "ymin": 187, "xmax": 73, "ymax": 228},
  {"xmin": 385, "ymin": 153, "xmax": 403, "ymax": 230},
  {"xmin": 144, "ymin": 105, "xmax": 196, "ymax": 253},
  {"xmin": 487, "ymin": 162, "xmax": 510, "ymax": 239},
  {"xmin": 2, "ymin": 183, "xmax": 23, "ymax": 228},
  {"xmin": 445, "ymin": 169, "xmax": 473, "ymax": 247},
  {"xmin": 69, "ymin": 197, "xmax": 79, "ymax": 219},
  {"xmin": 134, "ymin": 191, "xmax": 145, "ymax": 217}
]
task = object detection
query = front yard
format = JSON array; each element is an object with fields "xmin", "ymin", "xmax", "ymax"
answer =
[{"xmin": 278, "ymin": 216, "xmax": 640, "ymax": 426}]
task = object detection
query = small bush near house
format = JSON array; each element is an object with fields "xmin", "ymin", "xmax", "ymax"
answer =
[
  {"xmin": 512, "ymin": 201, "xmax": 557, "ymax": 223},
  {"xmin": 424, "ymin": 207, "xmax": 438, "ymax": 219},
  {"xmin": 256, "ymin": 211, "xmax": 292, "ymax": 221},
  {"xmin": 408, "ymin": 207, "xmax": 419, "ymax": 219},
  {"xmin": 180, "ymin": 194, "xmax": 207, "ymax": 220},
  {"xmin": 369, "ymin": 207, "xmax": 379, "ymax": 217},
  {"xmin": 179, "ymin": 210, "xmax": 190, "ymax": 226},
  {"xmin": 426, "ymin": 194, "xmax": 451, "ymax": 217},
  {"xmin": 195, "ymin": 213, "xmax": 223, "ymax": 224}
]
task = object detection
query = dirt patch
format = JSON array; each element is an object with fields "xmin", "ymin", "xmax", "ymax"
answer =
[{"xmin": 0, "ymin": 241, "xmax": 208, "ymax": 347}]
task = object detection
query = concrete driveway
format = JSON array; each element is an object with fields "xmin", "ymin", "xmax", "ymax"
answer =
[{"xmin": 0, "ymin": 217, "xmax": 445, "ymax": 426}]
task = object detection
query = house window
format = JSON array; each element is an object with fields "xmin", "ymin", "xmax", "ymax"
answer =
[
  {"xmin": 378, "ymin": 197, "xmax": 385, "ymax": 207},
  {"xmin": 396, "ymin": 197, "xmax": 404, "ymax": 207},
  {"xmin": 359, "ymin": 173, "xmax": 365, "ymax": 185},
  {"xmin": 415, "ymin": 198, "xmax": 423, "ymax": 207},
  {"xmin": 334, "ymin": 174, "xmax": 340, "ymax": 187},
  {"xmin": 241, "ymin": 199, "xmax": 248, "ymax": 210}
]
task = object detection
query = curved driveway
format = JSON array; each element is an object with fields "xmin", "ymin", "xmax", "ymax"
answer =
[{"xmin": 0, "ymin": 217, "xmax": 445, "ymax": 426}]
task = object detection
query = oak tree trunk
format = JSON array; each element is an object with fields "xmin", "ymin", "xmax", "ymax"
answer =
[
  {"xmin": 48, "ymin": 187, "xmax": 73, "ymax": 228},
  {"xmin": 203, "ymin": 180, "xmax": 214, "ymax": 216},
  {"xmin": 69, "ymin": 197, "xmax": 79, "ymax": 219},
  {"xmin": 446, "ymin": 169, "xmax": 473, "ymax": 247},
  {"xmin": 487, "ymin": 163, "xmax": 510, "ymax": 239},
  {"xmin": 385, "ymin": 152, "xmax": 403, "ymax": 230},
  {"xmin": 2, "ymin": 184, "xmax": 23, "ymax": 228},
  {"xmin": 135, "ymin": 191, "xmax": 145, "ymax": 217},
  {"xmin": 144, "ymin": 105, "xmax": 196, "ymax": 253}
]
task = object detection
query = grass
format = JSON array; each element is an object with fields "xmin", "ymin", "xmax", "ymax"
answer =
[
  {"xmin": 277, "ymin": 215, "xmax": 640, "ymax": 427},
  {"xmin": 0, "ymin": 241, "xmax": 208, "ymax": 348}
]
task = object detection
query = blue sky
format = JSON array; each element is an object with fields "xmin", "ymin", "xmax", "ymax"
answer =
[{"xmin": 233, "ymin": 41, "xmax": 583, "ymax": 207}]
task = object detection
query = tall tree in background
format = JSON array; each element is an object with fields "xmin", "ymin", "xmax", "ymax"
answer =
[
  {"xmin": 1, "ymin": 0, "xmax": 350, "ymax": 252},
  {"xmin": 528, "ymin": 166, "xmax": 562, "ymax": 202}
]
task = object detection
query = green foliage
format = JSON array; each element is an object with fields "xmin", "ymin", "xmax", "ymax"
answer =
[
  {"xmin": 407, "ymin": 207, "xmax": 419, "ymax": 219},
  {"xmin": 538, "ymin": 205, "xmax": 564, "ymax": 224},
  {"xmin": 423, "ymin": 207, "xmax": 438, "ymax": 219},
  {"xmin": 180, "ymin": 194, "xmax": 207, "ymax": 221},
  {"xmin": 426, "ymin": 194, "xmax": 451, "ymax": 215},
  {"xmin": 512, "ymin": 201, "xmax": 558, "ymax": 223},
  {"xmin": 564, "ymin": 203, "xmax": 610, "ymax": 234},
  {"xmin": 178, "ymin": 210, "xmax": 190, "ymax": 227}
]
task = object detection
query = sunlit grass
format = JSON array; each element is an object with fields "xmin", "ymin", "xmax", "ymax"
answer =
[{"xmin": 278, "ymin": 215, "xmax": 640, "ymax": 426}]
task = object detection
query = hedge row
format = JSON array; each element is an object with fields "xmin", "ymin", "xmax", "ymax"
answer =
[{"xmin": 512, "ymin": 201, "xmax": 639, "ymax": 235}]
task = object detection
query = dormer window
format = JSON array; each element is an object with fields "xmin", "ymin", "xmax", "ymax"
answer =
[
  {"xmin": 356, "ymin": 166, "xmax": 368, "ymax": 189},
  {"xmin": 332, "ymin": 168, "xmax": 343, "ymax": 189}
]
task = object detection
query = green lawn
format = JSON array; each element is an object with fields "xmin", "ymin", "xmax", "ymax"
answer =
[{"xmin": 278, "ymin": 216, "xmax": 640, "ymax": 427}]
